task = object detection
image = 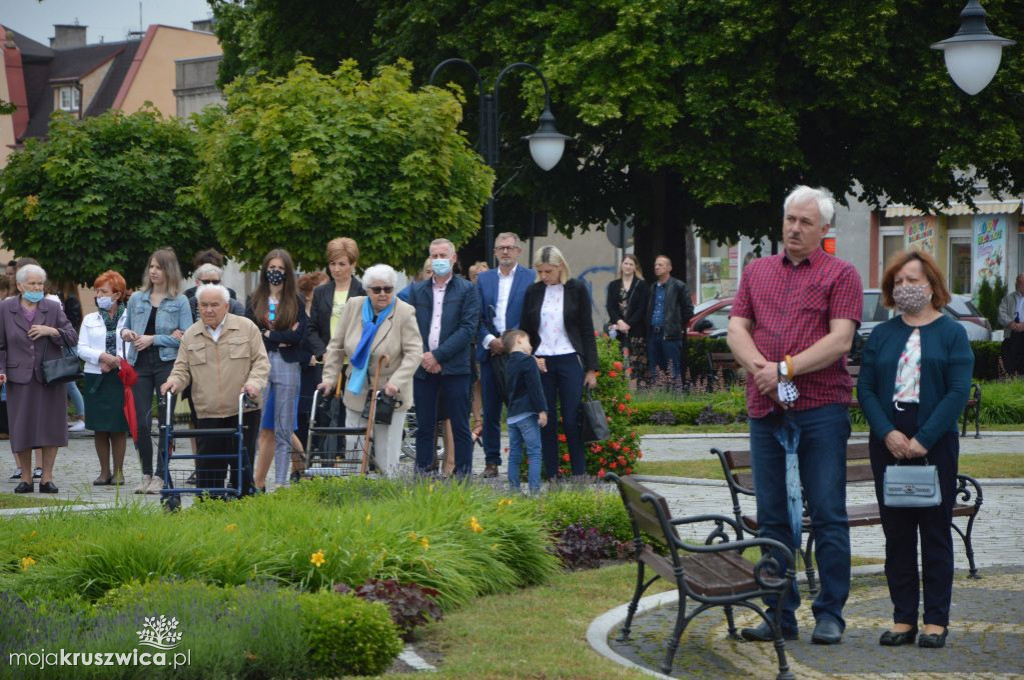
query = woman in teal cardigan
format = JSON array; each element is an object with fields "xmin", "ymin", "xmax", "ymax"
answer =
[{"xmin": 857, "ymin": 250, "xmax": 973, "ymax": 650}]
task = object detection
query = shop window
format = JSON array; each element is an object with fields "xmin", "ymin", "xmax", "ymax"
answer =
[{"xmin": 949, "ymin": 236, "xmax": 972, "ymax": 294}]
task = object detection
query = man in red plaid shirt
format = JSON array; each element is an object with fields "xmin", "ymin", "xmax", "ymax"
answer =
[{"xmin": 728, "ymin": 185, "xmax": 863, "ymax": 645}]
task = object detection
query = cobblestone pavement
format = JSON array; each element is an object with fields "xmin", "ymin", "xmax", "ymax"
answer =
[{"xmin": 608, "ymin": 567, "xmax": 1024, "ymax": 679}]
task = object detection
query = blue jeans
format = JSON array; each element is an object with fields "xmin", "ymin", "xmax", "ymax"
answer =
[
  {"xmin": 414, "ymin": 372, "xmax": 472, "ymax": 477},
  {"xmin": 749, "ymin": 404, "xmax": 851, "ymax": 632},
  {"xmin": 507, "ymin": 414, "xmax": 542, "ymax": 493},
  {"xmin": 538, "ymin": 354, "xmax": 584, "ymax": 478},
  {"xmin": 647, "ymin": 334, "xmax": 684, "ymax": 383},
  {"xmin": 66, "ymin": 381, "xmax": 85, "ymax": 418}
]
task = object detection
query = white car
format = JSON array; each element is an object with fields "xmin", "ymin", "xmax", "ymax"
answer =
[{"xmin": 860, "ymin": 289, "xmax": 991, "ymax": 342}]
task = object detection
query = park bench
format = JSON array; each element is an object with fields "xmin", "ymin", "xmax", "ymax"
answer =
[
  {"xmin": 711, "ymin": 441, "xmax": 984, "ymax": 594},
  {"xmin": 705, "ymin": 351, "xmax": 982, "ymax": 438},
  {"xmin": 607, "ymin": 472, "xmax": 797, "ymax": 680}
]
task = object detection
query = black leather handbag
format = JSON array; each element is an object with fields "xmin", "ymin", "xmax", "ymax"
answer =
[
  {"xmin": 361, "ymin": 390, "xmax": 402, "ymax": 425},
  {"xmin": 42, "ymin": 336, "xmax": 83, "ymax": 385}
]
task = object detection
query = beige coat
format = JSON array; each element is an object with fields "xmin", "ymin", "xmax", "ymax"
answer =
[
  {"xmin": 322, "ymin": 296, "xmax": 422, "ymax": 414},
  {"xmin": 168, "ymin": 313, "xmax": 270, "ymax": 419}
]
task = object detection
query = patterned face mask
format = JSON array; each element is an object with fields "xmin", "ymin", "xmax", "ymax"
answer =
[{"xmin": 893, "ymin": 284, "xmax": 931, "ymax": 314}]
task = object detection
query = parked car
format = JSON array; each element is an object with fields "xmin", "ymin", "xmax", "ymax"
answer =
[
  {"xmin": 688, "ymin": 297, "xmax": 733, "ymax": 338},
  {"xmin": 860, "ymin": 289, "xmax": 991, "ymax": 342}
]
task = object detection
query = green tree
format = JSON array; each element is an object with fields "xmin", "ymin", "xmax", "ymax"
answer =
[
  {"xmin": 210, "ymin": 0, "xmax": 1024, "ymax": 278},
  {"xmin": 0, "ymin": 109, "xmax": 216, "ymax": 286},
  {"xmin": 193, "ymin": 60, "xmax": 494, "ymax": 273}
]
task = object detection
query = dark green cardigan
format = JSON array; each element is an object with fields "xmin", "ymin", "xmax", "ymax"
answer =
[{"xmin": 856, "ymin": 315, "xmax": 973, "ymax": 450}]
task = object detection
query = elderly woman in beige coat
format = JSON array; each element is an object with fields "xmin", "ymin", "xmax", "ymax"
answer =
[{"xmin": 318, "ymin": 264, "xmax": 422, "ymax": 476}]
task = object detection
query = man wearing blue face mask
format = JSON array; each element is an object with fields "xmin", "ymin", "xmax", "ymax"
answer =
[{"xmin": 399, "ymin": 238, "xmax": 480, "ymax": 477}]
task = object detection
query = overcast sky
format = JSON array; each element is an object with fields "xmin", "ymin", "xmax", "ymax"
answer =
[{"xmin": 4, "ymin": 0, "xmax": 214, "ymax": 45}]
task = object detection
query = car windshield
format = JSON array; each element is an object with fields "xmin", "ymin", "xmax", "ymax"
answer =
[
  {"xmin": 701, "ymin": 306, "xmax": 731, "ymax": 333},
  {"xmin": 946, "ymin": 295, "xmax": 982, "ymax": 317},
  {"xmin": 862, "ymin": 291, "xmax": 890, "ymax": 323}
]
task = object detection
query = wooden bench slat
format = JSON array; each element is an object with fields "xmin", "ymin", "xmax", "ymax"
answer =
[{"xmin": 681, "ymin": 552, "xmax": 757, "ymax": 597}]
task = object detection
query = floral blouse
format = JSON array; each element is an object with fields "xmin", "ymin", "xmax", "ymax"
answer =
[{"xmin": 893, "ymin": 328, "xmax": 921, "ymax": 404}]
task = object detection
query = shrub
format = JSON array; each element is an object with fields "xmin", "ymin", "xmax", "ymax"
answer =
[
  {"xmin": 335, "ymin": 579, "xmax": 443, "ymax": 639},
  {"xmin": 555, "ymin": 523, "xmax": 635, "ymax": 570},
  {"xmin": 971, "ymin": 341, "xmax": 1003, "ymax": 381},
  {"xmin": 299, "ymin": 591, "xmax": 402, "ymax": 677},
  {"xmin": 536, "ymin": 487, "xmax": 632, "ymax": 542}
]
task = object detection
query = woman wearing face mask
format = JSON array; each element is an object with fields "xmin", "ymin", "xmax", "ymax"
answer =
[
  {"xmin": 856, "ymin": 250, "xmax": 973, "ymax": 650},
  {"xmin": 248, "ymin": 249, "xmax": 308, "ymax": 491},
  {"xmin": 122, "ymin": 248, "xmax": 192, "ymax": 494},
  {"xmin": 0, "ymin": 264, "xmax": 78, "ymax": 494},
  {"xmin": 77, "ymin": 271, "xmax": 129, "ymax": 485}
]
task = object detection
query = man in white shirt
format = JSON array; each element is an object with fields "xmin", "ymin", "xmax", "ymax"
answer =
[
  {"xmin": 475, "ymin": 233, "xmax": 535, "ymax": 477},
  {"xmin": 998, "ymin": 273, "xmax": 1024, "ymax": 375}
]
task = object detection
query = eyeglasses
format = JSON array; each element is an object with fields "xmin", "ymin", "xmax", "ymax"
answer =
[
  {"xmin": 495, "ymin": 245, "xmax": 519, "ymax": 252},
  {"xmin": 199, "ymin": 279, "xmax": 220, "ymax": 285},
  {"xmin": 369, "ymin": 286, "xmax": 394, "ymax": 294}
]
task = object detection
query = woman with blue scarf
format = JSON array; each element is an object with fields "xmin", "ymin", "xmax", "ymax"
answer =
[{"xmin": 318, "ymin": 264, "xmax": 422, "ymax": 476}]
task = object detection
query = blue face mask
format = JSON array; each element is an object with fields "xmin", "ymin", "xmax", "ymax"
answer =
[
  {"xmin": 22, "ymin": 291, "xmax": 44, "ymax": 303},
  {"xmin": 431, "ymin": 258, "xmax": 452, "ymax": 277}
]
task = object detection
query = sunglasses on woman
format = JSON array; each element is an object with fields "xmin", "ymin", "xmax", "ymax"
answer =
[{"xmin": 369, "ymin": 286, "xmax": 394, "ymax": 294}]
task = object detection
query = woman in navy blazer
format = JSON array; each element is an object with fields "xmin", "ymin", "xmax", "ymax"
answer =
[
  {"xmin": 857, "ymin": 250, "xmax": 973, "ymax": 649},
  {"xmin": 0, "ymin": 264, "xmax": 77, "ymax": 493},
  {"xmin": 520, "ymin": 245, "xmax": 599, "ymax": 479}
]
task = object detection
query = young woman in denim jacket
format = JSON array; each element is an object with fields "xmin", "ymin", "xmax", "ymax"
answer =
[{"xmin": 120, "ymin": 248, "xmax": 192, "ymax": 494}]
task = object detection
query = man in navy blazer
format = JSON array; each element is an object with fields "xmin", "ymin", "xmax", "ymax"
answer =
[
  {"xmin": 400, "ymin": 238, "xmax": 480, "ymax": 477},
  {"xmin": 475, "ymin": 232, "xmax": 535, "ymax": 477}
]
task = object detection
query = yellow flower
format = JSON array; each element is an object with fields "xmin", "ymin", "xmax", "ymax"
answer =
[
  {"xmin": 490, "ymin": 543, "xmax": 499, "ymax": 551},
  {"xmin": 365, "ymin": 513, "xmax": 372, "ymax": 524},
  {"xmin": 408, "ymin": 531, "xmax": 418, "ymax": 541},
  {"xmin": 310, "ymin": 550, "xmax": 326, "ymax": 568},
  {"xmin": 498, "ymin": 498, "xmax": 513, "ymax": 507},
  {"xmin": 20, "ymin": 556, "xmax": 36, "ymax": 571},
  {"xmin": 224, "ymin": 523, "xmax": 238, "ymax": 532},
  {"xmin": 469, "ymin": 516, "xmax": 483, "ymax": 533},
  {"xmin": 419, "ymin": 537, "xmax": 430, "ymax": 550}
]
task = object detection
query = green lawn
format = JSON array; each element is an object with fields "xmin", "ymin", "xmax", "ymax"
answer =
[
  {"xmin": 636, "ymin": 453, "xmax": 1024, "ymax": 480},
  {"xmin": 0, "ymin": 495, "xmax": 79, "ymax": 510},
  {"xmin": 635, "ymin": 423, "xmax": 1024, "ymax": 436}
]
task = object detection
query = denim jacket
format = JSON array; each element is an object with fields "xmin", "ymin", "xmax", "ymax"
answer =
[{"xmin": 122, "ymin": 290, "xmax": 192, "ymax": 364}]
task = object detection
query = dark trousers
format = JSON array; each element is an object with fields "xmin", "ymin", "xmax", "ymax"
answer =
[
  {"xmin": 414, "ymin": 372, "xmax": 472, "ymax": 477},
  {"xmin": 869, "ymin": 403, "xmax": 958, "ymax": 627},
  {"xmin": 647, "ymin": 334, "xmax": 685, "ymax": 383},
  {"xmin": 195, "ymin": 410, "xmax": 261, "ymax": 496},
  {"xmin": 539, "ymin": 354, "xmax": 585, "ymax": 478},
  {"xmin": 1003, "ymin": 331, "xmax": 1024, "ymax": 376},
  {"xmin": 131, "ymin": 350, "xmax": 174, "ymax": 476},
  {"xmin": 480, "ymin": 358, "xmax": 505, "ymax": 466}
]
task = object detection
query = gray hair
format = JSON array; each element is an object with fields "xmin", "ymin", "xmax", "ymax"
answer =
[
  {"xmin": 429, "ymin": 238, "xmax": 455, "ymax": 256},
  {"xmin": 783, "ymin": 185, "xmax": 835, "ymax": 227},
  {"xmin": 362, "ymin": 264, "xmax": 398, "ymax": 289},
  {"xmin": 194, "ymin": 263, "xmax": 223, "ymax": 281},
  {"xmin": 494, "ymin": 232, "xmax": 522, "ymax": 249},
  {"xmin": 196, "ymin": 283, "xmax": 230, "ymax": 304},
  {"xmin": 15, "ymin": 264, "xmax": 45, "ymax": 284}
]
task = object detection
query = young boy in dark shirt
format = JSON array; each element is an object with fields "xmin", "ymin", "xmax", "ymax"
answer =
[{"xmin": 501, "ymin": 330, "xmax": 547, "ymax": 494}]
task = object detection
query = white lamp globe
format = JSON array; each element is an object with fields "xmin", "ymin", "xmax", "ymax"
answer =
[
  {"xmin": 931, "ymin": 0, "xmax": 1014, "ymax": 96},
  {"xmin": 524, "ymin": 107, "xmax": 570, "ymax": 171}
]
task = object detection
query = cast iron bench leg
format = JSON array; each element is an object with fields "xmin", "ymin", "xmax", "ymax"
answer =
[{"xmin": 661, "ymin": 591, "xmax": 689, "ymax": 675}]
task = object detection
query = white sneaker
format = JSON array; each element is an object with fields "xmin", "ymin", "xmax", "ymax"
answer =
[
  {"xmin": 68, "ymin": 421, "xmax": 86, "ymax": 432},
  {"xmin": 145, "ymin": 476, "xmax": 165, "ymax": 494},
  {"xmin": 134, "ymin": 475, "xmax": 152, "ymax": 494}
]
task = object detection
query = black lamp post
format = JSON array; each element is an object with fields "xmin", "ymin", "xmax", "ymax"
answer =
[
  {"xmin": 932, "ymin": 0, "xmax": 1015, "ymax": 95},
  {"xmin": 429, "ymin": 59, "xmax": 570, "ymax": 265}
]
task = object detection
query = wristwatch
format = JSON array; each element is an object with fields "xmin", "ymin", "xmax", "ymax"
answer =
[{"xmin": 778, "ymin": 360, "xmax": 788, "ymax": 380}]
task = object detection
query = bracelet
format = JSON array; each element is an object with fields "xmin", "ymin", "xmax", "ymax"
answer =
[{"xmin": 784, "ymin": 355, "xmax": 794, "ymax": 379}]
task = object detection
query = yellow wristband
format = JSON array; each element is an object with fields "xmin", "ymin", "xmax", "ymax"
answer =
[{"xmin": 785, "ymin": 355, "xmax": 794, "ymax": 379}]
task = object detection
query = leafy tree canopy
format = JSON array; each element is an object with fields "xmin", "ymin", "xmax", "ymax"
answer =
[
  {"xmin": 0, "ymin": 109, "xmax": 216, "ymax": 286},
  {"xmin": 194, "ymin": 59, "xmax": 494, "ymax": 273},
  {"xmin": 210, "ymin": 0, "xmax": 1024, "ymax": 270}
]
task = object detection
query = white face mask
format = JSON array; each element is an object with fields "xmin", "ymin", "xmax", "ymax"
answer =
[
  {"xmin": 893, "ymin": 284, "xmax": 931, "ymax": 314},
  {"xmin": 96, "ymin": 296, "xmax": 114, "ymax": 310}
]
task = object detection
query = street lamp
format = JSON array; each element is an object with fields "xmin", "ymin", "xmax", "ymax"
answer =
[
  {"xmin": 429, "ymin": 59, "xmax": 571, "ymax": 264},
  {"xmin": 932, "ymin": 0, "xmax": 1015, "ymax": 95}
]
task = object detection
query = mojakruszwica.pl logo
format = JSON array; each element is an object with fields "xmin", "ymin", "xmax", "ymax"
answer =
[{"xmin": 7, "ymin": 614, "xmax": 191, "ymax": 670}]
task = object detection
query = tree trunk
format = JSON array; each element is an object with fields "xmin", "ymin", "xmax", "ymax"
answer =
[{"xmin": 634, "ymin": 168, "xmax": 691, "ymax": 291}]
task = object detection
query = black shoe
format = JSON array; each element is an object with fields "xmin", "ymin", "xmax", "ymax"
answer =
[
  {"xmin": 880, "ymin": 626, "xmax": 917, "ymax": 646},
  {"xmin": 9, "ymin": 469, "xmax": 22, "ymax": 481},
  {"xmin": 38, "ymin": 481, "xmax": 59, "ymax": 493},
  {"xmin": 918, "ymin": 628, "xmax": 948, "ymax": 648},
  {"xmin": 32, "ymin": 467, "xmax": 43, "ymax": 479},
  {"xmin": 482, "ymin": 463, "xmax": 499, "ymax": 478},
  {"xmin": 14, "ymin": 481, "xmax": 33, "ymax": 493},
  {"xmin": 740, "ymin": 621, "xmax": 797, "ymax": 642},
  {"xmin": 812, "ymin": 618, "xmax": 843, "ymax": 645}
]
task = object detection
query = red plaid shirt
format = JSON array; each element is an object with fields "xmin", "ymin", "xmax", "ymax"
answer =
[{"xmin": 731, "ymin": 248, "xmax": 863, "ymax": 418}]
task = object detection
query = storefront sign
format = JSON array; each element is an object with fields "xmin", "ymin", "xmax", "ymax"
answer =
[
  {"xmin": 905, "ymin": 216, "xmax": 936, "ymax": 254},
  {"xmin": 972, "ymin": 214, "xmax": 1007, "ymax": 289}
]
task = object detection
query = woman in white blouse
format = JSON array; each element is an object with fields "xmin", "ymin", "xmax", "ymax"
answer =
[
  {"xmin": 519, "ymin": 246, "xmax": 599, "ymax": 480},
  {"xmin": 76, "ymin": 271, "xmax": 129, "ymax": 485}
]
